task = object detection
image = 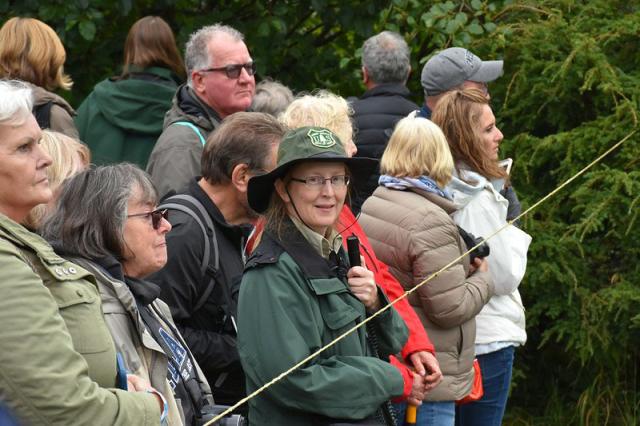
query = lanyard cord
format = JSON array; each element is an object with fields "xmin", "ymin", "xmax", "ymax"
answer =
[{"xmin": 206, "ymin": 129, "xmax": 636, "ymax": 425}]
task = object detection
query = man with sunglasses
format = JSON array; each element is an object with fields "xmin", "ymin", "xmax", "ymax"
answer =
[
  {"xmin": 148, "ymin": 112, "xmax": 286, "ymax": 412},
  {"xmin": 147, "ymin": 24, "xmax": 256, "ymax": 198}
]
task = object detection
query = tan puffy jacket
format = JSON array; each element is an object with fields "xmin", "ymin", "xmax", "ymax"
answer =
[{"xmin": 360, "ymin": 186, "xmax": 494, "ymax": 401}]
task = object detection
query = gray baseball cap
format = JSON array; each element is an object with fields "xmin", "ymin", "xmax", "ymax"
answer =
[{"xmin": 421, "ymin": 47, "xmax": 503, "ymax": 96}]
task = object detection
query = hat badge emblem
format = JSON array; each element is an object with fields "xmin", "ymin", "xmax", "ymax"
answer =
[{"xmin": 307, "ymin": 128, "xmax": 336, "ymax": 148}]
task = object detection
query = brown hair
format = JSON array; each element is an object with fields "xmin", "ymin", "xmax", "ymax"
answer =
[
  {"xmin": 0, "ymin": 17, "xmax": 72, "ymax": 91},
  {"xmin": 263, "ymin": 181, "xmax": 292, "ymax": 240},
  {"xmin": 431, "ymin": 88, "xmax": 506, "ymax": 180},
  {"xmin": 201, "ymin": 112, "xmax": 286, "ymax": 184},
  {"xmin": 121, "ymin": 16, "xmax": 185, "ymax": 79}
]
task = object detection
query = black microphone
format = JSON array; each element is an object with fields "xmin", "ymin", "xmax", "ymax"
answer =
[{"xmin": 346, "ymin": 236, "xmax": 361, "ymax": 267}]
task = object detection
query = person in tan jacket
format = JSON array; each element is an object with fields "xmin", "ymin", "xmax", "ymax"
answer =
[{"xmin": 360, "ymin": 116, "xmax": 495, "ymax": 425}]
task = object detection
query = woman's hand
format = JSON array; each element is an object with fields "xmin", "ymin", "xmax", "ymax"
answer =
[
  {"xmin": 347, "ymin": 259, "xmax": 381, "ymax": 312},
  {"xmin": 419, "ymin": 352, "xmax": 443, "ymax": 392},
  {"xmin": 469, "ymin": 257, "xmax": 489, "ymax": 274},
  {"xmin": 126, "ymin": 374, "xmax": 150, "ymax": 392},
  {"xmin": 127, "ymin": 375, "xmax": 166, "ymax": 415},
  {"xmin": 407, "ymin": 372, "xmax": 426, "ymax": 406}
]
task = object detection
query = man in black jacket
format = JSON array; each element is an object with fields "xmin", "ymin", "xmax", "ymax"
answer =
[
  {"xmin": 148, "ymin": 112, "xmax": 286, "ymax": 409},
  {"xmin": 351, "ymin": 31, "xmax": 418, "ymax": 213}
]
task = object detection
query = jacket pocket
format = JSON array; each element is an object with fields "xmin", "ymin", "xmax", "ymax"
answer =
[
  {"xmin": 308, "ymin": 278, "xmax": 361, "ymax": 331},
  {"xmin": 51, "ymin": 281, "xmax": 113, "ymax": 355}
]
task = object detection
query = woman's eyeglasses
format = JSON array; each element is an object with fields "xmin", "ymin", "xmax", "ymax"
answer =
[
  {"xmin": 198, "ymin": 62, "xmax": 256, "ymax": 79},
  {"xmin": 127, "ymin": 209, "xmax": 169, "ymax": 230},
  {"xmin": 290, "ymin": 175, "xmax": 350, "ymax": 189}
]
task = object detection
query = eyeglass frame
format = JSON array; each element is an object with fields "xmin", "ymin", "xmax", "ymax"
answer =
[
  {"xmin": 198, "ymin": 62, "xmax": 256, "ymax": 79},
  {"xmin": 290, "ymin": 175, "xmax": 350, "ymax": 189},
  {"xmin": 126, "ymin": 209, "xmax": 169, "ymax": 230}
]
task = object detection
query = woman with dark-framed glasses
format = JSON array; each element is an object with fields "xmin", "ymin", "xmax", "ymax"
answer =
[
  {"xmin": 237, "ymin": 127, "xmax": 413, "ymax": 425},
  {"xmin": 41, "ymin": 163, "xmax": 214, "ymax": 426}
]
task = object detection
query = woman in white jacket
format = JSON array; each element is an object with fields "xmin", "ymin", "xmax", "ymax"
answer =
[{"xmin": 431, "ymin": 89, "xmax": 531, "ymax": 426}]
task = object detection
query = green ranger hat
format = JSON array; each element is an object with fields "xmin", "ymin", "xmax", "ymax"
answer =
[{"xmin": 248, "ymin": 126, "xmax": 378, "ymax": 213}]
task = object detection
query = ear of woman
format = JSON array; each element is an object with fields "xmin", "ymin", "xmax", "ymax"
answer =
[{"xmin": 274, "ymin": 178, "xmax": 291, "ymax": 202}]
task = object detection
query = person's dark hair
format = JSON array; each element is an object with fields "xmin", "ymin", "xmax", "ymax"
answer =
[
  {"xmin": 361, "ymin": 31, "xmax": 410, "ymax": 84},
  {"xmin": 121, "ymin": 16, "xmax": 185, "ymax": 79},
  {"xmin": 201, "ymin": 111, "xmax": 287, "ymax": 184},
  {"xmin": 431, "ymin": 88, "xmax": 507, "ymax": 180},
  {"xmin": 41, "ymin": 163, "xmax": 157, "ymax": 260}
]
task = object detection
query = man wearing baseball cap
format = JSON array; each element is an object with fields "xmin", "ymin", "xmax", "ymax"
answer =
[{"xmin": 418, "ymin": 47, "xmax": 503, "ymax": 119}]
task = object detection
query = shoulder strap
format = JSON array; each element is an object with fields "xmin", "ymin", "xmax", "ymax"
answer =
[
  {"xmin": 172, "ymin": 121, "xmax": 206, "ymax": 146},
  {"xmin": 158, "ymin": 194, "xmax": 219, "ymax": 312}
]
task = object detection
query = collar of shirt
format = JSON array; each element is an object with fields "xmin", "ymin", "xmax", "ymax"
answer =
[{"xmin": 290, "ymin": 216, "xmax": 343, "ymax": 259}]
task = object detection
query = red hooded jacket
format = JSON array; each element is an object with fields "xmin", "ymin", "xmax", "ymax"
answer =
[{"xmin": 337, "ymin": 205, "xmax": 435, "ymax": 398}]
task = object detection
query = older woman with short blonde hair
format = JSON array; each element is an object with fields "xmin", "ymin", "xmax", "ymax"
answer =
[
  {"xmin": 360, "ymin": 116, "xmax": 495, "ymax": 425},
  {"xmin": 280, "ymin": 90, "xmax": 357, "ymax": 156},
  {"xmin": 0, "ymin": 17, "xmax": 78, "ymax": 138}
]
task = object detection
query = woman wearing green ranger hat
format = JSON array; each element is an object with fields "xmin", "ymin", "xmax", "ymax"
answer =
[{"xmin": 237, "ymin": 126, "xmax": 417, "ymax": 425}]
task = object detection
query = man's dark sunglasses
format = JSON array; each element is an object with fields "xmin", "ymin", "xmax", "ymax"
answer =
[
  {"xmin": 127, "ymin": 209, "xmax": 169, "ymax": 230},
  {"xmin": 199, "ymin": 62, "xmax": 256, "ymax": 79}
]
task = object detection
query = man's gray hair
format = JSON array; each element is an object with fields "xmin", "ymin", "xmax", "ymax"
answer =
[
  {"xmin": 41, "ymin": 163, "xmax": 157, "ymax": 261},
  {"xmin": 185, "ymin": 24, "xmax": 245, "ymax": 87},
  {"xmin": 361, "ymin": 31, "xmax": 411, "ymax": 84},
  {"xmin": 251, "ymin": 79, "xmax": 294, "ymax": 117},
  {"xmin": 0, "ymin": 79, "xmax": 33, "ymax": 126}
]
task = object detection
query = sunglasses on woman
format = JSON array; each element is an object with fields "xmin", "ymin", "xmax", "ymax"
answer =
[{"xmin": 127, "ymin": 209, "xmax": 169, "ymax": 230}]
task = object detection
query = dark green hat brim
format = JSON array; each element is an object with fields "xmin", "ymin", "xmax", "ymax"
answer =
[{"xmin": 248, "ymin": 153, "xmax": 378, "ymax": 213}]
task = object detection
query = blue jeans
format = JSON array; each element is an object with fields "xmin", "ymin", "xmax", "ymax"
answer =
[
  {"xmin": 455, "ymin": 346, "xmax": 515, "ymax": 426},
  {"xmin": 393, "ymin": 401, "xmax": 455, "ymax": 426}
]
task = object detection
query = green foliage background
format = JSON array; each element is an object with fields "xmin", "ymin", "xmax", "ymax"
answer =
[{"xmin": 1, "ymin": 0, "xmax": 638, "ymax": 423}]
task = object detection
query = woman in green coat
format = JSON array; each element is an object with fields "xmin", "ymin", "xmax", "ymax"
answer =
[
  {"xmin": 0, "ymin": 79, "xmax": 165, "ymax": 425},
  {"xmin": 238, "ymin": 127, "xmax": 418, "ymax": 425},
  {"xmin": 75, "ymin": 16, "xmax": 184, "ymax": 168}
]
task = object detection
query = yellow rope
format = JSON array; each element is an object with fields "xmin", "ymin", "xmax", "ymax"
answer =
[{"xmin": 206, "ymin": 129, "xmax": 636, "ymax": 425}]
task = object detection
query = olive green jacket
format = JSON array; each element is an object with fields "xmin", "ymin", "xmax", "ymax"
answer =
[
  {"xmin": 0, "ymin": 213, "xmax": 160, "ymax": 425},
  {"xmin": 238, "ymin": 226, "xmax": 407, "ymax": 425}
]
